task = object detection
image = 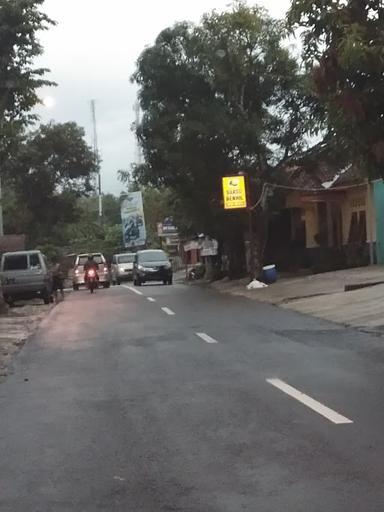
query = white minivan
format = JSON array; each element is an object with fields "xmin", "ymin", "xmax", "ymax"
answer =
[{"xmin": 111, "ymin": 253, "xmax": 135, "ymax": 285}]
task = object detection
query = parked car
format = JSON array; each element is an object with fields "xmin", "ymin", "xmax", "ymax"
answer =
[
  {"xmin": 111, "ymin": 253, "xmax": 135, "ymax": 285},
  {"xmin": 0, "ymin": 250, "xmax": 53, "ymax": 305},
  {"xmin": 72, "ymin": 253, "xmax": 111, "ymax": 290},
  {"xmin": 133, "ymin": 250, "xmax": 173, "ymax": 286}
]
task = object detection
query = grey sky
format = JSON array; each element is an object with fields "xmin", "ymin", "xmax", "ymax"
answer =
[{"xmin": 36, "ymin": 0, "xmax": 292, "ymax": 196}]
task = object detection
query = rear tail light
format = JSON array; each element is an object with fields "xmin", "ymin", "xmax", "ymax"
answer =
[
  {"xmin": 75, "ymin": 268, "xmax": 79, "ymax": 275},
  {"xmin": 104, "ymin": 266, "xmax": 108, "ymax": 272}
]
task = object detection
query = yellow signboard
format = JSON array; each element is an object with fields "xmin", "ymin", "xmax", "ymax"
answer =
[{"xmin": 222, "ymin": 175, "xmax": 247, "ymax": 210}]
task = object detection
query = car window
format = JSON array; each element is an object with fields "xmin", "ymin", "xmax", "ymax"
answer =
[
  {"xmin": 29, "ymin": 253, "xmax": 42, "ymax": 269},
  {"xmin": 78, "ymin": 255, "xmax": 103, "ymax": 265},
  {"xmin": 138, "ymin": 251, "xmax": 168, "ymax": 263},
  {"xmin": 117, "ymin": 254, "xmax": 135, "ymax": 264},
  {"xmin": 3, "ymin": 254, "xmax": 28, "ymax": 271}
]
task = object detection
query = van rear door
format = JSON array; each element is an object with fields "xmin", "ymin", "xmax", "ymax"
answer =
[
  {"xmin": 2, "ymin": 253, "xmax": 30, "ymax": 293},
  {"xmin": 27, "ymin": 253, "xmax": 47, "ymax": 290},
  {"xmin": 1, "ymin": 253, "xmax": 46, "ymax": 294}
]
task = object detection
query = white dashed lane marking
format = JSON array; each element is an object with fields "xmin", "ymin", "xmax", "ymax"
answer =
[
  {"xmin": 267, "ymin": 378, "xmax": 353, "ymax": 425},
  {"xmin": 196, "ymin": 332, "xmax": 219, "ymax": 344},
  {"xmin": 122, "ymin": 285, "xmax": 143, "ymax": 296},
  {"xmin": 161, "ymin": 307, "xmax": 175, "ymax": 316},
  {"xmin": 147, "ymin": 297, "xmax": 156, "ymax": 302}
]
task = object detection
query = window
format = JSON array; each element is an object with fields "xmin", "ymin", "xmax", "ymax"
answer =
[
  {"xmin": 348, "ymin": 211, "xmax": 367, "ymax": 243},
  {"xmin": 138, "ymin": 250, "xmax": 168, "ymax": 263},
  {"xmin": 117, "ymin": 254, "xmax": 135, "ymax": 264},
  {"xmin": 78, "ymin": 254, "xmax": 103, "ymax": 265},
  {"xmin": 29, "ymin": 253, "xmax": 41, "ymax": 269},
  {"xmin": 3, "ymin": 254, "xmax": 28, "ymax": 271}
]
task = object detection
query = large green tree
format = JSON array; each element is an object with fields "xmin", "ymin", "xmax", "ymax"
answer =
[
  {"xmin": 288, "ymin": 0, "xmax": 384, "ymax": 175},
  {"xmin": 0, "ymin": 0, "xmax": 55, "ymax": 156},
  {"xmin": 0, "ymin": 0, "xmax": 54, "ymax": 311},
  {"xmin": 133, "ymin": 2, "xmax": 319, "ymax": 276},
  {"xmin": 64, "ymin": 194, "xmax": 123, "ymax": 257},
  {"xmin": 3, "ymin": 122, "xmax": 97, "ymax": 245}
]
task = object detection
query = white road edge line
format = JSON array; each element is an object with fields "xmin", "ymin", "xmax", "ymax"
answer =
[
  {"xmin": 196, "ymin": 332, "xmax": 219, "ymax": 344},
  {"xmin": 122, "ymin": 285, "xmax": 143, "ymax": 296},
  {"xmin": 162, "ymin": 307, "xmax": 175, "ymax": 316},
  {"xmin": 147, "ymin": 297, "xmax": 156, "ymax": 303},
  {"xmin": 266, "ymin": 378, "xmax": 353, "ymax": 425}
]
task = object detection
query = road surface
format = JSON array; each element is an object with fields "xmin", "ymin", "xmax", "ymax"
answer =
[{"xmin": 1, "ymin": 280, "xmax": 384, "ymax": 511}]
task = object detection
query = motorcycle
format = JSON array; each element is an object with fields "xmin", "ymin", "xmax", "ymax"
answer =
[
  {"xmin": 86, "ymin": 268, "xmax": 98, "ymax": 293},
  {"xmin": 188, "ymin": 264, "xmax": 205, "ymax": 281}
]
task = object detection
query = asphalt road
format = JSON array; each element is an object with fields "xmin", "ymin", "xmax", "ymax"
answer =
[{"xmin": 1, "ymin": 279, "xmax": 384, "ymax": 511}]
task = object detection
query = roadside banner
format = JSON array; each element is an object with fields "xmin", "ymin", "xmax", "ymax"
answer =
[
  {"xmin": 200, "ymin": 237, "xmax": 218, "ymax": 257},
  {"xmin": 222, "ymin": 175, "xmax": 247, "ymax": 209},
  {"xmin": 157, "ymin": 217, "xmax": 179, "ymax": 237},
  {"xmin": 121, "ymin": 192, "xmax": 146, "ymax": 248}
]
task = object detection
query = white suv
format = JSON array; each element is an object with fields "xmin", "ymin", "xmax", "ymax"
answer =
[{"xmin": 72, "ymin": 253, "xmax": 111, "ymax": 290}]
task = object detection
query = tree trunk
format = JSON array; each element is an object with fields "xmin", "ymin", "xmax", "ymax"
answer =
[
  {"xmin": 227, "ymin": 220, "xmax": 246, "ymax": 279},
  {"xmin": 249, "ymin": 208, "xmax": 269, "ymax": 280}
]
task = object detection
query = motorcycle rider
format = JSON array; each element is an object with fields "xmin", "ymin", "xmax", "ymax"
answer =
[{"xmin": 84, "ymin": 254, "xmax": 99, "ymax": 283}]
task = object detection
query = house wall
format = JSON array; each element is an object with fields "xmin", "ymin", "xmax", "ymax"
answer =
[
  {"xmin": 305, "ymin": 205, "xmax": 319, "ymax": 248},
  {"xmin": 281, "ymin": 183, "xmax": 376, "ymax": 271},
  {"xmin": 285, "ymin": 193, "xmax": 318, "ymax": 248},
  {"xmin": 286, "ymin": 184, "xmax": 375, "ymax": 248},
  {"xmin": 340, "ymin": 185, "xmax": 372, "ymax": 244},
  {"xmin": 0, "ymin": 235, "xmax": 26, "ymax": 254},
  {"xmin": 373, "ymin": 180, "xmax": 384, "ymax": 264}
]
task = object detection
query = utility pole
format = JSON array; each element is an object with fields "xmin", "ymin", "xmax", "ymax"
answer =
[{"xmin": 91, "ymin": 99, "xmax": 102, "ymax": 219}]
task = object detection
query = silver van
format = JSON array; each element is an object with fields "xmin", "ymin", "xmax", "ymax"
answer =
[
  {"xmin": 111, "ymin": 253, "xmax": 135, "ymax": 284},
  {"xmin": 72, "ymin": 253, "xmax": 111, "ymax": 290},
  {"xmin": 1, "ymin": 250, "xmax": 53, "ymax": 305}
]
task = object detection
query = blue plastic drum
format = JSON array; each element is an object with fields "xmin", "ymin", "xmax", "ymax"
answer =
[{"xmin": 263, "ymin": 264, "xmax": 277, "ymax": 284}]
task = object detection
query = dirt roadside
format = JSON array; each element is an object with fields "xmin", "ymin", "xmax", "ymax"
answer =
[{"xmin": 0, "ymin": 302, "xmax": 54, "ymax": 381}]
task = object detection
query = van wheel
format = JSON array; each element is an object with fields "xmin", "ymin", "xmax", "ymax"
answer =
[
  {"xmin": 43, "ymin": 290, "xmax": 50, "ymax": 305},
  {"xmin": 116, "ymin": 279, "xmax": 121, "ymax": 285},
  {"xmin": 103, "ymin": 282, "xmax": 110, "ymax": 289},
  {"xmin": 73, "ymin": 284, "xmax": 79, "ymax": 291}
]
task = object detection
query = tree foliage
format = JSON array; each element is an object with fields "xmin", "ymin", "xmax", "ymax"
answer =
[
  {"xmin": 0, "ymin": 0, "xmax": 55, "ymax": 158},
  {"xmin": 288, "ymin": 0, "xmax": 384, "ymax": 174},
  {"xmin": 0, "ymin": 0, "xmax": 55, "ymax": 310},
  {"xmin": 132, "ymin": 2, "xmax": 319, "ymax": 274},
  {"xmin": 3, "ymin": 122, "xmax": 97, "ymax": 244},
  {"xmin": 64, "ymin": 194, "xmax": 120, "ymax": 242}
]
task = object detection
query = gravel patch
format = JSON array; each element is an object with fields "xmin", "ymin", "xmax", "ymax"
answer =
[{"xmin": 0, "ymin": 301, "xmax": 54, "ymax": 381}]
